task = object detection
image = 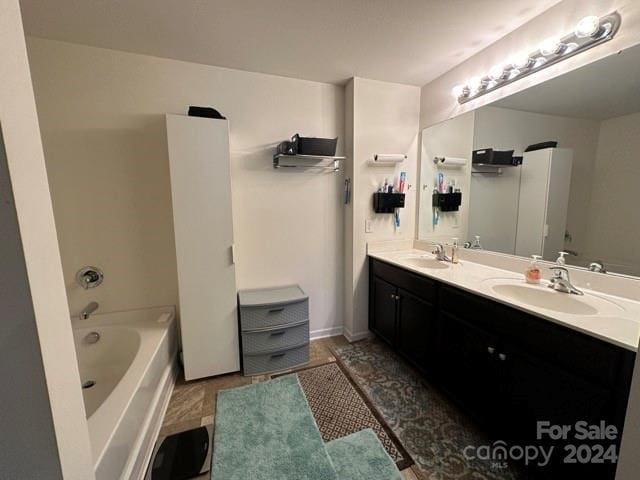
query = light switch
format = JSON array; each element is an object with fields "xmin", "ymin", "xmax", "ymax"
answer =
[{"xmin": 365, "ymin": 219, "xmax": 373, "ymax": 233}]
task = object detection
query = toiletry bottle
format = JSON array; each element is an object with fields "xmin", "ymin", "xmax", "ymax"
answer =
[
  {"xmin": 525, "ymin": 255, "xmax": 542, "ymax": 284},
  {"xmin": 471, "ymin": 235, "xmax": 483, "ymax": 250},
  {"xmin": 438, "ymin": 172, "xmax": 445, "ymax": 193},
  {"xmin": 556, "ymin": 251, "xmax": 568, "ymax": 266},
  {"xmin": 451, "ymin": 237, "xmax": 459, "ymax": 264}
]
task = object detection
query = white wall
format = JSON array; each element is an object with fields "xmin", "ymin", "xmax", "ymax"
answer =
[
  {"xmin": 0, "ymin": 2, "xmax": 93, "ymax": 478},
  {"xmin": 470, "ymin": 106, "xmax": 600, "ymax": 257},
  {"xmin": 420, "ymin": 0, "xmax": 640, "ymax": 129},
  {"xmin": 419, "ymin": 111, "xmax": 474, "ymax": 242},
  {"xmin": 27, "ymin": 38, "xmax": 345, "ymax": 337},
  {"xmin": 584, "ymin": 111, "xmax": 640, "ymax": 276},
  {"xmin": 344, "ymin": 77, "xmax": 420, "ymax": 339}
]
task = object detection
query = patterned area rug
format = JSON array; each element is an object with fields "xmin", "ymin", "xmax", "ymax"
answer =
[
  {"xmin": 334, "ymin": 339, "xmax": 532, "ymax": 480},
  {"xmin": 276, "ymin": 362, "xmax": 414, "ymax": 470}
]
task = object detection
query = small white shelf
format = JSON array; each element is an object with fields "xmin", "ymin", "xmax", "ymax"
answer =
[{"xmin": 273, "ymin": 153, "xmax": 345, "ymax": 171}]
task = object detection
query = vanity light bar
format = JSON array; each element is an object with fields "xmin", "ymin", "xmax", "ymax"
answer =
[{"xmin": 453, "ymin": 12, "xmax": 621, "ymax": 104}]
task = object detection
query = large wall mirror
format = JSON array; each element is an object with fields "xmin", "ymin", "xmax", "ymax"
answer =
[{"xmin": 418, "ymin": 44, "xmax": 640, "ymax": 277}]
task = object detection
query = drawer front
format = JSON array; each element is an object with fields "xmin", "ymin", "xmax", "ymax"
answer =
[
  {"xmin": 242, "ymin": 321, "xmax": 309, "ymax": 354},
  {"xmin": 240, "ymin": 300, "xmax": 308, "ymax": 330},
  {"xmin": 371, "ymin": 259, "xmax": 437, "ymax": 304},
  {"xmin": 243, "ymin": 343, "xmax": 309, "ymax": 376}
]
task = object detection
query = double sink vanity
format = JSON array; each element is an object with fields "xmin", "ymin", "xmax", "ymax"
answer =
[{"xmin": 368, "ymin": 244, "xmax": 639, "ymax": 479}]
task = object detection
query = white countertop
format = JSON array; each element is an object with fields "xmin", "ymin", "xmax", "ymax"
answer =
[{"xmin": 369, "ymin": 249, "xmax": 640, "ymax": 351}]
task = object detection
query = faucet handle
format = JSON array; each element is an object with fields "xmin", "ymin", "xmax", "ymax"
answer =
[
  {"xmin": 549, "ymin": 265, "xmax": 570, "ymax": 281},
  {"xmin": 76, "ymin": 266, "xmax": 104, "ymax": 290}
]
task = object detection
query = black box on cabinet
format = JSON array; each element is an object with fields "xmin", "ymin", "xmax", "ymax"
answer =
[
  {"xmin": 432, "ymin": 192, "xmax": 462, "ymax": 212},
  {"xmin": 373, "ymin": 192, "xmax": 405, "ymax": 213}
]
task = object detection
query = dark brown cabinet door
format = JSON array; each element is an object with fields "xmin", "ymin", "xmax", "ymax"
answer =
[
  {"xmin": 371, "ymin": 276, "xmax": 397, "ymax": 346},
  {"xmin": 397, "ymin": 288, "xmax": 435, "ymax": 371},
  {"xmin": 438, "ymin": 312, "xmax": 502, "ymax": 426},
  {"xmin": 501, "ymin": 346, "xmax": 617, "ymax": 479}
]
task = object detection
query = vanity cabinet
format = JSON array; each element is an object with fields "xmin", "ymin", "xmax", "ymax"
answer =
[
  {"xmin": 369, "ymin": 257, "xmax": 635, "ymax": 479},
  {"xmin": 369, "ymin": 260, "xmax": 438, "ymax": 372},
  {"xmin": 438, "ymin": 312, "xmax": 502, "ymax": 426},
  {"xmin": 370, "ymin": 277, "xmax": 397, "ymax": 346}
]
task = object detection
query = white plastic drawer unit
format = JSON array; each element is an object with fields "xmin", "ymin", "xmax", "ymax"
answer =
[
  {"xmin": 238, "ymin": 285, "xmax": 310, "ymax": 375},
  {"xmin": 241, "ymin": 321, "xmax": 309, "ymax": 355}
]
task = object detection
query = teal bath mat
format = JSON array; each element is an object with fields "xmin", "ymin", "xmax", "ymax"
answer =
[
  {"xmin": 211, "ymin": 375, "xmax": 338, "ymax": 480},
  {"xmin": 326, "ymin": 429, "xmax": 403, "ymax": 480}
]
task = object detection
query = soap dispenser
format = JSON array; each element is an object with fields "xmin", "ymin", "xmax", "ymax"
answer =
[
  {"xmin": 470, "ymin": 235, "xmax": 483, "ymax": 250},
  {"xmin": 556, "ymin": 251, "xmax": 568, "ymax": 266},
  {"xmin": 525, "ymin": 255, "xmax": 542, "ymax": 284},
  {"xmin": 451, "ymin": 237, "xmax": 459, "ymax": 264}
]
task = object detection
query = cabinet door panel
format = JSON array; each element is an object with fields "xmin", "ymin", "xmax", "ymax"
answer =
[
  {"xmin": 438, "ymin": 312, "xmax": 501, "ymax": 426},
  {"xmin": 397, "ymin": 289, "xmax": 435, "ymax": 371},
  {"xmin": 502, "ymin": 347, "xmax": 617, "ymax": 479},
  {"xmin": 371, "ymin": 276, "xmax": 397, "ymax": 346}
]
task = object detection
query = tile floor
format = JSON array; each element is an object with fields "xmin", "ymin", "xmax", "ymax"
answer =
[{"xmin": 158, "ymin": 335, "xmax": 420, "ymax": 479}]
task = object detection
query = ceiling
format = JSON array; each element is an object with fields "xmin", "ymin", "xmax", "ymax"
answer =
[
  {"xmin": 19, "ymin": 0, "xmax": 559, "ymax": 86},
  {"xmin": 493, "ymin": 44, "xmax": 640, "ymax": 121}
]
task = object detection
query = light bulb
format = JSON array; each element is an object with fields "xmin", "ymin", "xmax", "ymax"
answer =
[
  {"xmin": 510, "ymin": 53, "xmax": 532, "ymax": 70},
  {"xmin": 533, "ymin": 57, "xmax": 547, "ymax": 68},
  {"xmin": 575, "ymin": 15, "xmax": 600, "ymax": 38},
  {"xmin": 564, "ymin": 42, "xmax": 579, "ymax": 54},
  {"xmin": 489, "ymin": 64, "xmax": 506, "ymax": 81},
  {"xmin": 451, "ymin": 84, "xmax": 467, "ymax": 98},
  {"xmin": 539, "ymin": 36, "xmax": 564, "ymax": 56},
  {"xmin": 467, "ymin": 77, "xmax": 482, "ymax": 94}
]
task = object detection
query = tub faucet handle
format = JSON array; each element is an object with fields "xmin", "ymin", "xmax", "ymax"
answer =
[{"xmin": 76, "ymin": 266, "xmax": 104, "ymax": 290}]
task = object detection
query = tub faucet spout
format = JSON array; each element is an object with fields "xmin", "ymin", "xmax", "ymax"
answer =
[{"xmin": 81, "ymin": 301, "xmax": 99, "ymax": 320}]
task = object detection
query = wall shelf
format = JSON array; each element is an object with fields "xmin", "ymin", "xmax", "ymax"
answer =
[{"xmin": 273, "ymin": 153, "xmax": 345, "ymax": 171}]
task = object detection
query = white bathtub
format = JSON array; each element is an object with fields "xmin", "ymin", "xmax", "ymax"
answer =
[{"xmin": 73, "ymin": 306, "xmax": 178, "ymax": 480}]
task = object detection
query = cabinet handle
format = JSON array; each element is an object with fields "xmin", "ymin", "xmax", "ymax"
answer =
[
  {"xmin": 487, "ymin": 346, "xmax": 495, "ymax": 355},
  {"xmin": 390, "ymin": 294, "xmax": 396, "ymax": 300},
  {"xmin": 498, "ymin": 353, "xmax": 507, "ymax": 361},
  {"xmin": 270, "ymin": 353, "xmax": 286, "ymax": 359},
  {"xmin": 268, "ymin": 307, "xmax": 285, "ymax": 314},
  {"xmin": 395, "ymin": 295, "xmax": 401, "ymax": 300},
  {"xmin": 269, "ymin": 330, "xmax": 286, "ymax": 337}
]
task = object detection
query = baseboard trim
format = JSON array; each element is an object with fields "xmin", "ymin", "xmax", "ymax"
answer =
[
  {"xmin": 310, "ymin": 325, "xmax": 344, "ymax": 340},
  {"xmin": 128, "ymin": 356, "xmax": 178, "ymax": 480},
  {"xmin": 343, "ymin": 328, "xmax": 373, "ymax": 343}
]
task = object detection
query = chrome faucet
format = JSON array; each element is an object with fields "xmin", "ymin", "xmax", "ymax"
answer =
[
  {"xmin": 548, "ymin": 267, "xmax": 583, "ymax": 295},
  {"xmin": 431, "ymin": 243, "xmax": 451, "ymax": 262},
  {"xmin": 80, "ymin": 301, "xmax": 99, "ymax": 320}
]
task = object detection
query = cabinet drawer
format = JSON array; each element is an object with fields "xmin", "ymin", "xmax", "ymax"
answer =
[
  {"xmin": 241, "ymin": 321, "xmax": 309, "ymax": 354},
  {"xmin": 371, "ymin": 259, "xmax": 437, "ymax": 304},
  {"xmin": 240, "ymin": 300, "xmax": 308, "ymax": 331},
  {"xmin": 243, "ymin": 343, "xmax": 309, "ymax": 375}
]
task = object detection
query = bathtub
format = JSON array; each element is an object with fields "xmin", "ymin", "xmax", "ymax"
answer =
[{"xmin": 73, "ymin": 306, "xmax": 178, "ymax": 480}]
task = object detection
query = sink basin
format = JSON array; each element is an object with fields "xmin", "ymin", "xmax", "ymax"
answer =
[
  {"xmin": 403, "ymin": 257, "xmax": 450, "ymax": 269},
  {"xmin": 491, "ymin": 284, "xmax": 598, "ymax": 315}
]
